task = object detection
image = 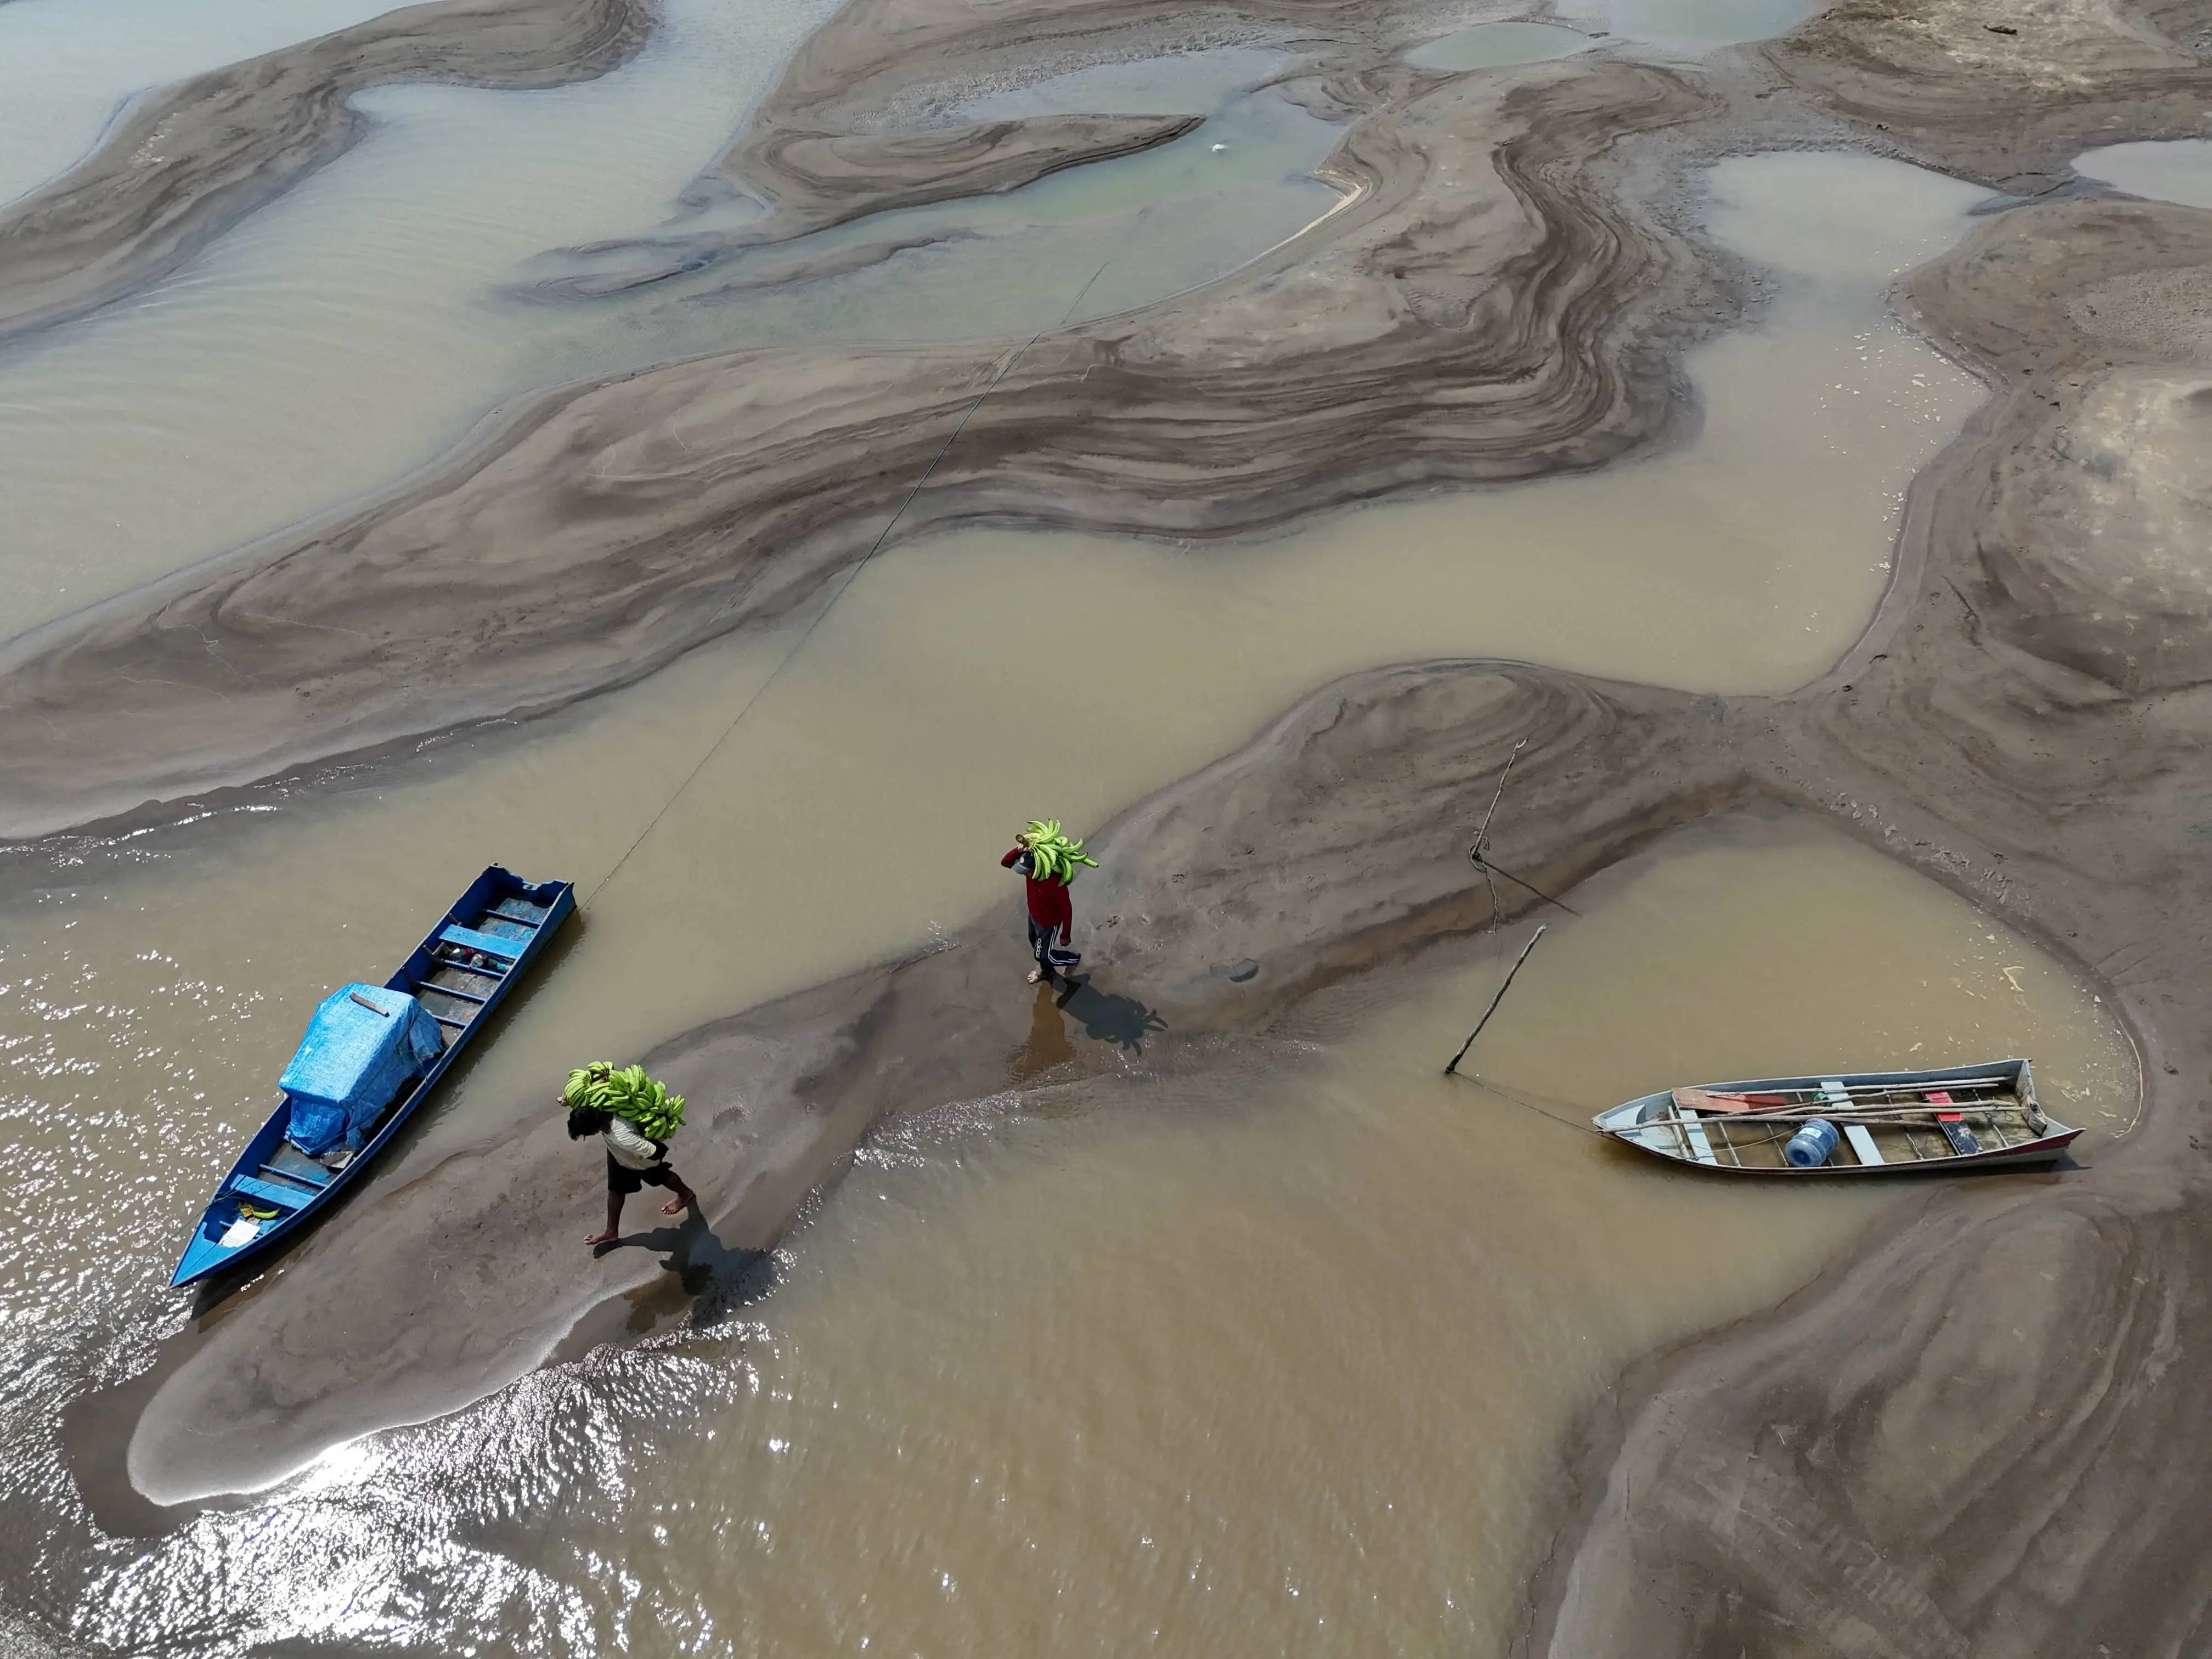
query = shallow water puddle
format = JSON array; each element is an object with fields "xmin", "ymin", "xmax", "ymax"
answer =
[
  {"xmin": 1406, "ymin": 20, "xmax": 1595, "ymax": 70},
  {"xmin": 53, "ymin": 815, "xmax": 2133, "ymax": 1654},
  {"xmin": 583, "ymin": 82, "xmax": 1346, "ymax": 335},
  {"xmin": 2074, "ymin": 138, "xmax": 2212, "ymax": 211},
  {"xmin": 1556, "ymin": 0, "xmax": 1820, "ymax": 50}
]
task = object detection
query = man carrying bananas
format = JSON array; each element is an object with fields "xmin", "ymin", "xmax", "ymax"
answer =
[
  {"xmin": 562, "ymin": 1060, "xmax": 698, "ymax": 1248},
  {"xmin": 1001, "ymin": 819, "xmax": 1099, "ymax": 985}
]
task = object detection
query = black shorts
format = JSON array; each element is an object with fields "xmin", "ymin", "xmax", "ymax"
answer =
[{"xmin": 607, "ymin": 1152, "xmax": 677, "ymax": 1195}]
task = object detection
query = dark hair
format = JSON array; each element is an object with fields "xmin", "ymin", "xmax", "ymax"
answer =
[{"xmin": 567, "ymin": 1103, "xmax": 612, "ymax": 1139}]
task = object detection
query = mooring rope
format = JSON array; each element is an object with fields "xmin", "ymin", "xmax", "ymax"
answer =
[
  {"xmin": 578, "ymin": 222, "xmax": 1139, "ymax": 910},
  {"xmin": 1453, "ymin": 1070, "xmax": 1602, "ymax": 1135}
]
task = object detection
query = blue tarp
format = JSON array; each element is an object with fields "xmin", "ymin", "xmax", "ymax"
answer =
[{"xmin": 280, "ymin": 984, "xmax": 444, "ymax": 1156}]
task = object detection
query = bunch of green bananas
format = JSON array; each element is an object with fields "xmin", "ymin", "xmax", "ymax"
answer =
[
  {"xmin": 1021, "ymin": 819, "xmax": 1099, "ymax": 885},
  {"xmin": 565, "ymin": 1060, "xmax": 686, "ymax": 1139},
  {"xmin": 563, "ymin": 1060, "xmax": 614, "ymax": 1108}
]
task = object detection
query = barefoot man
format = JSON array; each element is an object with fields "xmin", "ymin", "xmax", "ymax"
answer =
[
  {"xmin": 1002, "ymin": 819, "xmax": 1099, "ymax": 985},
  {"xmin": 563, "ymin": 1060, "xmax": 698, "ymax": 1246}
]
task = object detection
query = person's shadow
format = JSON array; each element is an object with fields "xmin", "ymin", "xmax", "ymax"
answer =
[
  {"xmin": 617, "ymin": 1208, "xmax": 776, "ymax": 1330},
  {"xmin": 1053, "ymin": 975, "xmax": 1167, "ymax": 1053}
]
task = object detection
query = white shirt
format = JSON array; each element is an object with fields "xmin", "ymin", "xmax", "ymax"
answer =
[{"xmin": 603, "ymin": 1116, "xmax": 662, "ymax": 1169}]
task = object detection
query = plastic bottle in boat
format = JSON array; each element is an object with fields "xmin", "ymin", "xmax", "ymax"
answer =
[{"xmin": 1784, "ymin": 1117, "xmax": 1840, "ymax": 1167}]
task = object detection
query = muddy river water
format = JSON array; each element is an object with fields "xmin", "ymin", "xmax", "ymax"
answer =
[
  {"xmin": 0, "ymin": 8, "xmax": 2154, "ymax": 1653},
  {"xmin": 11, "ymin": 817, "xmax": 2134, "ymax": 1650}
]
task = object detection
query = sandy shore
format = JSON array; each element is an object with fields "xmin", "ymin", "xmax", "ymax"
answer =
[
  {"xmin": 714, "ymin": 114, "xmax": 1205, "ymax": 235},
  {"xmin": 537, "ymin": 112, "xmax": 1207, "ymax": 296},
  {"xmin": 0, "ymin": 0, "xmax": 652, "ymax": 346},
  {"xmin": 114, "ymin": 662, "xmax": 1735, "ymax": 1506},
  {"xmin": 13, "ymin": 0, "xmax": 2212, "ymax": 1640},
  {"xmin": 1519, "ymin": 181, "xmax": 2212, "ymax": 1658},
  {"xmin": 1767, "ymin": 0, "xmax": 2210, "ymax": 189}
]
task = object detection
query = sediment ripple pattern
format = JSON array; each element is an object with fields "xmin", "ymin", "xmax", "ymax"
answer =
[
  {"xmin": 0, "ymin": 59, "xmax": 1712, "ymax": 841},
  {"xmin": 18, "ymin": 0, "xmax": 2212, "ymax": 1639},
  {"xmin": 112, "ymin": 177, "xmax": 2212, "ymax": 1657}
]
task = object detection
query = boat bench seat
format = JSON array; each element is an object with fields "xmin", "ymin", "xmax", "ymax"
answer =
[
  {"xmin": 439, "ymin": 924, "xmax": 526, "ymax": 961},
  {"xmin": 1673, "ymin": 1107, "xmax": 1719, "ymax": 1165},
  {"xmin": 232, "ymin": 1173, "xmax": 318, "ymax": 1212},
  {"xmin": 263, "ymin": 1146, "xmax": 334, "ymax": 1186},
  {"xmin": 1821, "ymin": 1080, "xmax": 1887, "ymax": 1166}
]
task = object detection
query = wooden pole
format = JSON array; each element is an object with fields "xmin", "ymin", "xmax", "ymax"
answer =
[
  {"xmin": 1469, "ymin": 737, "xmax": 1527, "ymax": 865},
  {"xmin": 1464, "ymin": 735, "xmax": 1581, "ymax": 919},
  {"xmin": 1446, "ymin": 925, "xmax": 1547, "ymax": 1075}
]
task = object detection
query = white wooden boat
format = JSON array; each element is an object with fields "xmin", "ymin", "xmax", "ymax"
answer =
[{"xmin": 1594, "ymin": 1058, "xmax": 2079, "ymax": 1175}]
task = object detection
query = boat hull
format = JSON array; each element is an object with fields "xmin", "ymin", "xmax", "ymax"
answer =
[
  {"xmin": 1594, "ymin": 1058, "xmax": 2081, "ymax": 1177},
  {"xmin": 170, "ymin": 866, "xmax": 573, "ymax": 1288}
]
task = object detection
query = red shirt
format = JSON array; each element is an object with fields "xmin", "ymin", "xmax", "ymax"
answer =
[{"xmin": 1003, "ymin": 847, "xmax": 1074, "ymax": 930}]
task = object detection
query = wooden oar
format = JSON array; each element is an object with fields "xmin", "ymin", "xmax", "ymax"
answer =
[
  {"xmin": 1684, "ymin": 1105, "xmax": 2018, "ymax": 1125},
  {"xmin": 1628, "ymin": 1102, "xmax": 2028, "ymax": 1133},
  {"xmin": 1676, "ymin": 1078, "xmax": 2014, "ymax": 1112},
  {"xmin": 1672, "ymin": 1092, "xmax": 2026, "ymax": 1119},
  {"xmin": 1650, "ymin": 1098, "xmax": 2022, "ymax": 1119}
]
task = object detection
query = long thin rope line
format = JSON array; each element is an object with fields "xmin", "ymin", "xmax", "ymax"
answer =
[
  {"xmin": 578, "ymin": 228, "xmax": 1135, "ymax": 911},
  {"xmin": 1454, "ymin": 1071, "xmax": 1601, "ymax": 1136}
]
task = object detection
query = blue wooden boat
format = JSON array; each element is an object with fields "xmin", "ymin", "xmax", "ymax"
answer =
[
  {"xmin": 170, "ymin": 866, "xmax": 574, "ymax": 1288},
  {"xmin": 1594, "ymin": 1058, "xmax": 2081, "ymax": 1175}
]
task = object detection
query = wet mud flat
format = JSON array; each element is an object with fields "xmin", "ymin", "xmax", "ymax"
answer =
[{"xmin": 3, "ymin": 0, "xmax": 2212, "ymax": 1645}]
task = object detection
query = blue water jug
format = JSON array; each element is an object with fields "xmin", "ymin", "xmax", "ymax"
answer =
[{"xmin": 1784, "ymin": 1117, "xmax": 1840, "ymax": 1168}]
